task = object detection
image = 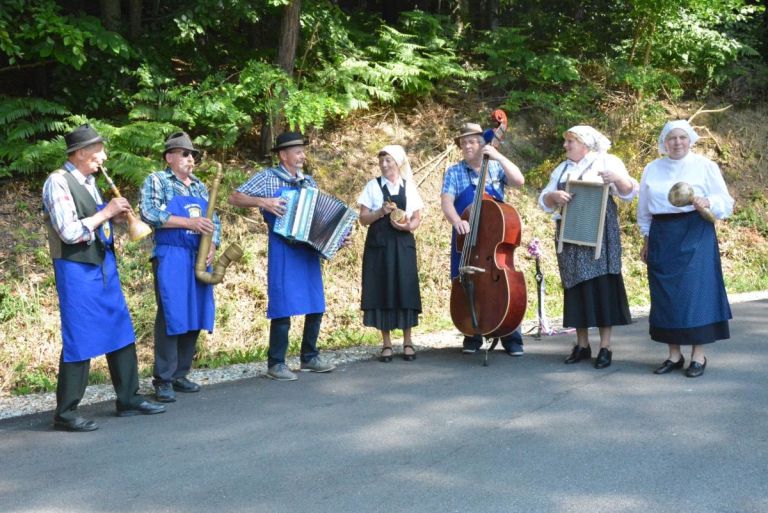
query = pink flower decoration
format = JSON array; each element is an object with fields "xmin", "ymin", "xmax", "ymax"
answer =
[{"xmin": 527, "ymin": 238, "xmax": 542, "ymax": 258}]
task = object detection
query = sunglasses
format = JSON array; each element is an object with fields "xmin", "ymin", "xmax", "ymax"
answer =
[{"xmin": 174, "ymin": 150, "xmax": 195, "ymax": 158}]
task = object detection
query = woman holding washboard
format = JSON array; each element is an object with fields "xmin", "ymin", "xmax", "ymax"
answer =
[
  {"xmin": 358, "ymin": 145, "xmax": 424, "ymax": 363},
  {"xmin": 538, "ymin": 126, "xmax": 637, "ymax": 369}
]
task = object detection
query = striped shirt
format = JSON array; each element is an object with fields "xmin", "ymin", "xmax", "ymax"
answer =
[
  {"xmin": 42, "ymin": 161, "xmax": 103, "ymax": 245},
  {"xmin": 441, "ymin": 160, "xmax": 508, "ymax": 198},
  {"xmin": 139, "ymin": 168, "xmax": 222, "ymax": 247}
]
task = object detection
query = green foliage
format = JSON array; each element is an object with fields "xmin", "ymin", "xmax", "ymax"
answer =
[
  {"xmin": 0, "ymin": 96, "xmax": 70, "ymax": 177},
  {"xmin": 0, "ymin": 0, "xmax": 130, "ymax": 69},
  {"xmin": 11, "ymin": 364, "xmax": 56, "ymax": 395}
]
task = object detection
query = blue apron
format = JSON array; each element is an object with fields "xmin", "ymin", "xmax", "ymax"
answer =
[
  {"xmin": 264, "ymin": 185, "xmax": 325, "ymax": 319},
  {"xmin": 54, "ymin": 204, "xmax": 135, "ymax": 362},
  {"xmin": 450, "ymin": 183, "xmax": 504, "ymax": 280},
  {"xmin": 647, "ymin": 212, "xmax": 731, "ymax": 329},
  {"xmin": 153, "ymin": 196, "xmax": 215, "ymax": 335}
]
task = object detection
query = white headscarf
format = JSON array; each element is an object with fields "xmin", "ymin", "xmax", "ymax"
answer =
[
  {"xmin": 564, "ymin": 125, "xmax": 612, "ymax": 153},
  {"xmin": 657, "ymin": 120, "xmax": 700, "ymax": 155},
  {"xmin": 379, "ymin": 144, "xmax": 413, "ymax": 181}
]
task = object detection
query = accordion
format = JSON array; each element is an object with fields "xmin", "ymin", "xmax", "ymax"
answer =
[{"xmin": 273, "ymin": 187, "xmax": 358, "ymax": 259}]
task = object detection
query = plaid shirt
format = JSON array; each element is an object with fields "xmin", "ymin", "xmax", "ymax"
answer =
[
  {"xmin": 139, "ymin": 168, "xmax": 222, "ymax": 247},
  {"xmin": 42, "ymin": 161, "xmax": 103, "ymax": 244},
  {"xmin": 441, "ymin": 159, "xmax": 508, "ymax": 198},
  {"xmin": 236, "ymin": 165, "xmax": 318, "ymax": 203}
]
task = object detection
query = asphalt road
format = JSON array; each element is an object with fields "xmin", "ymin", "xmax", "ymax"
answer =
[{"xmin": 1, "ymin": 300, "xmax": 767, "ymax": 513}]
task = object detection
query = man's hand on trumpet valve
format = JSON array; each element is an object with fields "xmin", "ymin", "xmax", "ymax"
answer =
[{"xmin": 187, "ymin": 216, "xmax": 215, "ymax": 234}]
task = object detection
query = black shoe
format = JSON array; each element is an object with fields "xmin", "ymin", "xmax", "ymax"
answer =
[
  {"xmin": 564, "ymin": 344, "xmax": 591, "ymax": 364},
  {"xmin": 172, "ymin": 377, "xmax": 201, "ymax": 393},
  {"xmin": 117, "ymin": 400, "xmax": 167, "ymax": 417},
  {"xmin": 379, "ymin": 347, "xmax": 393, "ymax": 363},
  {"xmin": 402, "ymin": 345, "xmax": 416, "ymax": 362},
  {"xmin": 594, "ymin": 348, "xmax": 612, "ymax": 369},
  {"xmin": 53, "ymin": 416, "xmax": 98, "ymax": 432},
  {"xmin": 154, "ymin": 382, "xmax": 176, "ymax": 403},
  {"xmin": 685, "ymin": 357, "xmax": 707, "ymax": 378},
  {"xmin": 654, "ymin": 356, "xmax": 685, "ymax": 375}
]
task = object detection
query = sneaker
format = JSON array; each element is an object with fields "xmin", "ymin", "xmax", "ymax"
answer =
[
  {"xmin": 506, "ymin": 342, "xmax": 524, "ymax": 357},
  {"xmin": 462, "ymin": 347, "xmax": 479, "ymax": 354},
  {"xmin": 300, "ymin": 356, "xmax": 335, "ymax": 373},
  {"xmin": 154, "ymin": 382, "xmax": 176, "ymax": 403},
  {"xmin": 267, "ymin": 363, "xmax": 298, "ymax": 381},
  {"xmin": 172, "ymin": 377, "xmax": 201, "ymax": 393}
]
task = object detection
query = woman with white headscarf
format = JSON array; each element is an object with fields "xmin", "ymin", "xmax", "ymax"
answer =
[
  {"xmin": 539, "ymin": 126, "xmax": 638, "ymax": 369},
  {"xmin": 357, "ymin": 145, "xmax": 424, "ymax": 362},
  {"xmin": 638, "ymin": 120, "xmax": 733, "ymax": 378}
]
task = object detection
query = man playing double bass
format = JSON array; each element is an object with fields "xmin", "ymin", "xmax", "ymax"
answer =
[
  {"xmin": 139, "ymin": 132, "xmax": 221, "ymax": 403},
  {"xmin": 440, "ymin": 122, "xmax": 526, "ymax": 355}
]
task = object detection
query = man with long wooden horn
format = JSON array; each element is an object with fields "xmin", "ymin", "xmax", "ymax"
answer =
[
  {"xmin": 43, "ymin": 124, "xmax": 166, "ymax": 431},
  {"xmin": 139, "ymin": 131, "xmax": 220, "ymax": 403}
]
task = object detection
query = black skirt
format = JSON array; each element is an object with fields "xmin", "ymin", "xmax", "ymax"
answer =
[
  {"xmin": 562, "ymin": 273, "xmax": 631, "ymax": 329},
  {"xmin": 360, "ymin": 189, "xmax": 421, "ymax": 331}
]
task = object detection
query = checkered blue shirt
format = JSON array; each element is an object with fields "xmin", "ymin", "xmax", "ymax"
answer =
[
  {"xmin": 441, "ymin": 160, "xmax": 508, "ymax": 198},
  {"xmin": 236, "ymin": 166, "xmax": 318, "ymax": 202},
  {"xmin": 139, "ymin": 168, "xmax": 222, "ymax": 247}
]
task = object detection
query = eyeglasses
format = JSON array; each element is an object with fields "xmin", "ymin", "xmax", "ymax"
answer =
[{"xmin": 174, "ymin": 150, "xmax": 194, "ymax": 158}]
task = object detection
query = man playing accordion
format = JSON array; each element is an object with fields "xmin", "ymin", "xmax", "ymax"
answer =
[{"xmin": 229, "ymin": 132, "xmax": 338, "ymax": 381}]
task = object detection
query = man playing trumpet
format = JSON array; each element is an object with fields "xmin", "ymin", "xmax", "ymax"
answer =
[
  {"xmin": 43, "ymin": 124, "xmax": 166, "ymax": 431},
  {"xmin": 139, "ymin": 132, "xmax": 221, "ymax": 402}
]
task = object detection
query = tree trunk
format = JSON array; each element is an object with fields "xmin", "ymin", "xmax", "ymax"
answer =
[
  {"xmin": 276, "ymin": 0, "xmax": 302, "ymax": 74},
  {"xmin": 260, "ymin": 0, "xmax": 302, "ymax": 156},
  {"xmin": 99, "ymin": 0, "xmax": 122, "ymax": 32},
  {"xmin": 128, "ymin": 0, "xmax": 142, "ymax": 40}
]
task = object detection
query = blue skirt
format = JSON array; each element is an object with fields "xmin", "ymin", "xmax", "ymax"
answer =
[{"xmin": 647, "ymin": 212, "xmax": 731, "ymax": 345}]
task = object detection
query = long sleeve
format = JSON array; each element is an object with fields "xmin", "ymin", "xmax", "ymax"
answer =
[
  {"xmin": 704, "ymin": 161, "xmax": 734, "ymax": 220},
  {"xmin": 139, "ymin": 173, "xmax": 172, "ymax": 228},
  {"xmin": 538, "ymin": 163, "xmax": 566, "ymax": 214},
  {"xmin": 43, "ymin": 173, "xmax": 96, "ymax": 244}
]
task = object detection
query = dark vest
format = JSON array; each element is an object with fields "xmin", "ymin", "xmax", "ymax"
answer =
[{"xmin": 45, "ymin": 170, "xmax": 106, "ymax": 265}]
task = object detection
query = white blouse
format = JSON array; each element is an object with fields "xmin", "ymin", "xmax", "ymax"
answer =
[
  {"xmin": 637, "ymin": 152, "xmax": 734, "ymax": 236},
  {"xmin": 538, "ymin": 152, "xmax": 638, "ymax": 219},
  {"xmin": 357, "ymin": 176, "xmax": 425, "ymax": 217}
]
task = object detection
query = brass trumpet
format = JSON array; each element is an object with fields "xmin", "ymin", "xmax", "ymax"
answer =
[
  {"xmin": 98, "ymin": 166, "xmax": 153, "ymax": 241},
  {"xmin": 194, "ymin": 160, "xmax": 243, "ymax": 284}
]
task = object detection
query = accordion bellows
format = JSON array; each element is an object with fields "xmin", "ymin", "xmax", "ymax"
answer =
[{"xmin": 273, "ymin": 187, "xmax": 358, "ymax": 259}]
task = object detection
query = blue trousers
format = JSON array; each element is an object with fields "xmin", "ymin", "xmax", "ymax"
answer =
[
  {"xmin": 463, "ymin": 327, "xmax": 523, "ymax": 351},
  {"xmin": 268, "ymin": 313, "xmax": 323, "ymax": 367}
]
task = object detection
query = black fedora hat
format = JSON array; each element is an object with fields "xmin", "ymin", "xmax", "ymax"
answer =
[
  {"xmin": 163, "ymin": 131, "xmax": 200, "ymax": 157},
  {"xmin": 271, "ymin": 131, "xmax": 309, "ymax": 152},
  {"xmin": 65, "ymin": 124, "xmax": 104, "ymax": 153}
]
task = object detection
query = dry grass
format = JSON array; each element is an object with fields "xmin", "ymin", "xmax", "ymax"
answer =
[{"xmin": 1, "ymin": 98, "xmax": 766, "ymax": 396}]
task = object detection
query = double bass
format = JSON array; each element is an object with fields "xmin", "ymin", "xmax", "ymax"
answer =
[{"xmin": 449, "ymin": 110, "xmax": 527, "ymax": 339}]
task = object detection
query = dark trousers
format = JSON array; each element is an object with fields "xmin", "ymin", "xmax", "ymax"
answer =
[
  {"xmin": 268, "ymin": 313, "xmax": 323, "ymax": 367},
  {"xmin": 463, "ymin": 326, "xmax": 523, "ymax": 351},
  {"xmin": 152, "ymin": 258, "xmax": 200, "ymax": 385},
  {"xmin": 55, "ymin": 343, "xmax": 142, "ymax": 421}
]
